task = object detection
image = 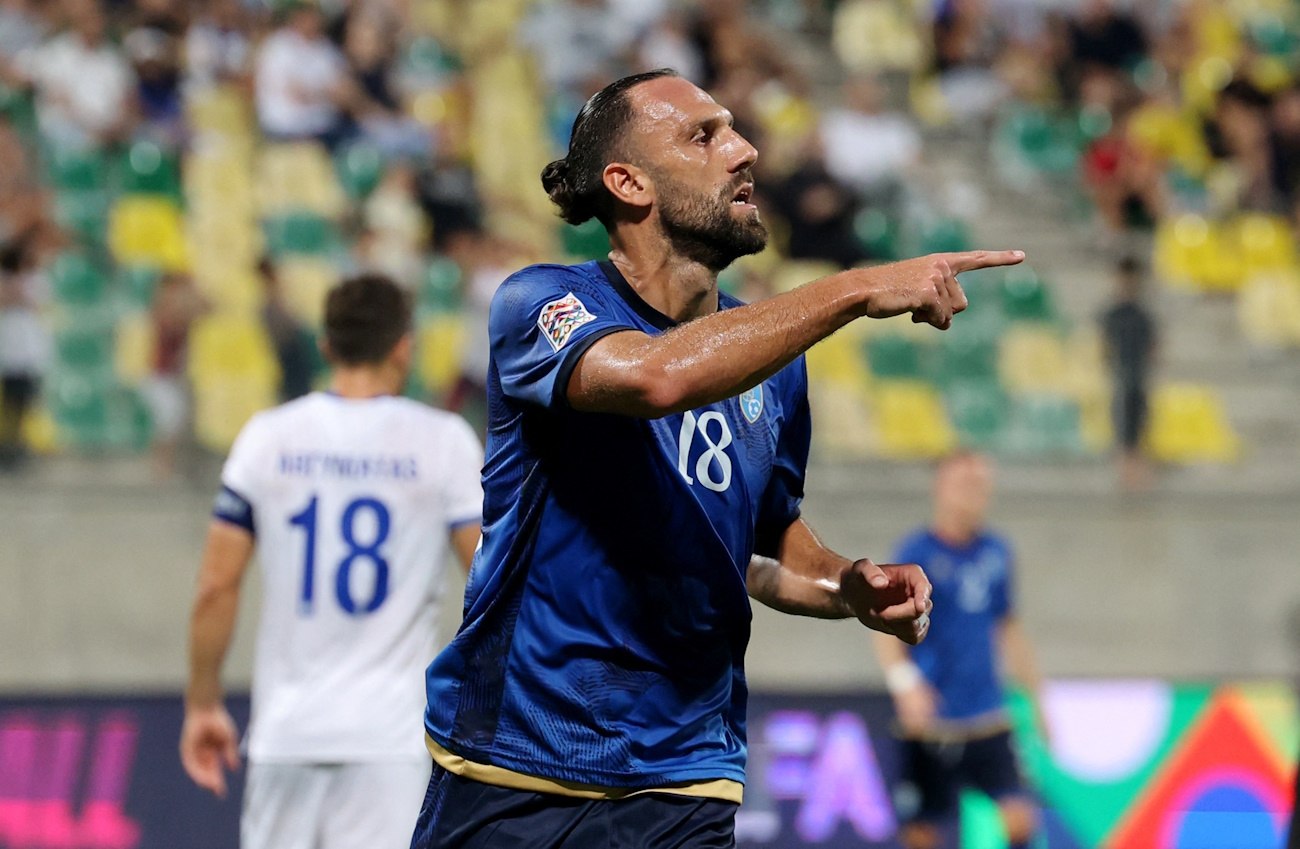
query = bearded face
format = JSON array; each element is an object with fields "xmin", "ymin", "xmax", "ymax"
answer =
[{"xmin": 650, "ymin": 166, "xmax": 768, "ymax": 272}]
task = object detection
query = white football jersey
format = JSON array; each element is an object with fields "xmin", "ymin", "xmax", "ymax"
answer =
[{"xmin": 220, "ymin": 392, "xmax": 483, "ymax": 762}]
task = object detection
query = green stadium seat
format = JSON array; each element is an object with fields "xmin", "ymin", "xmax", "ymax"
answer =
[
  {"xmin": 918, "ymin": 216, "xmax": 972, "ymax": 254},
  {"xmin": 853, "ymin": 208, "xmax": 901, "ymax": 260},
  {"xmin": 1000, "ymin": 266, "xmax": 1057, "ymax": 322},
  {"xmin": 52, "ymin": 191, "xmax": 111, "ymax": 246},
  {"xmin": 944, "ymin": 381, "xmax": 1006, "ymax": 450},
  {"xmin": 952, "ymin": 269, "xmax": 1007, "ymax": 334},
  {"xmin": 51, "ymin": 253, "xmax": 108, "ymax": 307},
  {"xmin": 421, "ymin": 257, "xmax": 462, "ymax": 312},
  {"xmin": 936, "ymin": 330, "xmax": 998, "ymax": 385},
  {"xmin": 264, "ymin": 213, "xmax": 337, "ymax": 256},
  {"xmin": 54, "ymin": 327, "xmax": 113, "ymax": 371},
  {"xmin": 46, "ymin": 145, "xmax": 108, "ymax": 192},
  {"xmin": 49, "ymin": 372, "xmax": 110, "ymax": 449},
  {"xmin": 1003, "ymin": 395, "xmax": 1084, "ymax": 455},
  {"xmin": 865, "ymin": 334, "xmax": 927, "ymax": 380},
  {"xmin": 116, "ymin": 265, "xmax": 161, "ymax": 309},
  {"xmin": 336, "ymin": 142, "xmax": 385, "ymax": 199},
  {"xmin": 121, "ymin": 141, "xmax": 180, "ymax": 196},
  {"xmin": 561, "ymin": 218, "xmax": 610, "ymax": 261}
]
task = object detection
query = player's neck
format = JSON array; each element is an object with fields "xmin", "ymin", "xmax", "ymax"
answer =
[
  {"xmin": 931, "ymin": 518, "xmax": 979, "ymax": 547},
  {"xmin": 607, "ymin": 232, "xmax": 719, "ymax": 324},
  {"xmin": 329, "ymin": 365, "xmax": 403, "ymax": 399}
]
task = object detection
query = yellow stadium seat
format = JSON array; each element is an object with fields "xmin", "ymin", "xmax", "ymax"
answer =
[
  {"xmin": 1062, "ymin": 328, "xmax": 1114, "ymax": 452},
  {"xmin": 1127, "ymin": 100, "xmax": 1212, "ymax": 177},
  {"xmin": 1236, "ymin": 213, "xmax": 1297, "ymax": 277},
  {"xmin": 188, "ymin": 314, "xmax": 279, "ymax": 386},
  {"xmin": 804, "ymin": 325, "xmax": 872, "ymax": 388},
  {"xmin": 1145, "ymin": 382, "xmax": 1240, "ymax": 463},
  {"xmin": 831, "ymin": 0, "xmax": 927, "ymax": 74},
  {"xmin": 769, "ymin": 260, "xmax": 842, "ymax": 294},
  {"xmin": 22, "ymin": 405, "xmax": 59, "ymax": 454},
  {"xmin": 193, "ymin": 376, "xmax": 279, "ymax": 451},
  {"xmin": 417, "ymin": 313, "xmax": 467, "ymax": 395},
  {"xmin": 1153, "ymin": 214, "xmax": 1244, "ymax": 292},
  {"xmin": 999, "ymin": 325, "xmax": 1067, "ymax": 394},
  {"xmin": 108, "ymin": 196, "xmax": 188, "ymax": 271},
  {"xmin": 185, "ymin": 85, "xmax": 252, "ymax": 136},
  {"xmin": 256, "ymin": 142, "xmax": 346, "ymax": 218},
  {"xmin": 276, "ymin": 259, "xmax": 337, "ymax": 329},
  {"xmin": 1238, "ymin": 272, "xmax": 1300, "ymax": 348},
  {"xmin": 114, "ymin": 310, "xmax": 156, "ymax": 385},
  {"xmin": 871, "ymin": 380, "xmax": 955, "ymax": 460},
  {"xmin": 808, "ymin": 380, "xmax": 878, "ymax": 460}
]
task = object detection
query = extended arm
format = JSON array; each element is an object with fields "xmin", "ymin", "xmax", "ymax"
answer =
[
  {"xmin": 746, "ymin": 518, "xmax": 933, "ymax": 644},
  {"xmin": 568, "ymin": 251, "xmax": 1023, "ymax": 416},
  {"xmin": 180, "ymin": 520, "xmax": 254, "ymax": 798}
]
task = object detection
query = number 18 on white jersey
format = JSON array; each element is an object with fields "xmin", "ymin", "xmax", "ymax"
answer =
[{"xmin": 215, "ymin": 393, "xmax": 483, "ymax": 763}]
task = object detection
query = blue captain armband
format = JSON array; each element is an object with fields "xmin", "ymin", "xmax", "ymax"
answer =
[{"xmin": 213, "ymin": 485, "xmax": 256, "ymax": 535}]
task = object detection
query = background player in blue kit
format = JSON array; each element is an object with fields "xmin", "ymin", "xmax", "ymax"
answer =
[
  {"xmin": 413, "ymin": 69, "xmax": 1027, "ymax": 849},
  {"xmin": 872, "ymin": 452, "xmax": 1048, "ymax": 849}
]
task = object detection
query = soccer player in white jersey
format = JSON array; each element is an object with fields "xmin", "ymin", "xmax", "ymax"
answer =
[{"xmin": 179, "ymin": 274, "xmax": 484, "ymax": 849}]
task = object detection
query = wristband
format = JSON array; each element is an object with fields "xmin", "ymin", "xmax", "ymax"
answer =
[{"xmin": 884, "ymin": 661, "xmax": 923, "ymax": 695}]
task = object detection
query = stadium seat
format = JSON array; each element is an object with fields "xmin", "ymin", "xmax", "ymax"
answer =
[
  {"xmin": 113, "ymin": 310, "xmax": 155, "ymax": 385},
  {"xmin": 560, "ymin": 218, "xmax": 610, "ymax": 262},
  {"xmin": 1145, "ymin": 383, "xmax": 1240, "ymax": 464},
  {"xmin": 52, "ymin": 190, "xmax": 111, "ymax": 247},
  {"xmin": 865, "ymin": 333, "xmax": 928, "ymax": 380},
  {"xmin": 769, "ymin": 260, "xmax": 841, "ymax": 295},
  {"xmin": 187, "ymin": 315, "xmax": 279, "ymax": 387},
  {"xmin": 944, "ymin": 381, "xmax": 1007, "ymax": 451},
  {"xmin": 1238, "ymin": 272, "xmax": 1300, "ymax": 348},
  {"xmin": 852, "ymin": 208, "xmax": 901, "ymax": 261},
  {"xmin": 805, "ymin": 327, "xmax": 872, "ymax": 387},
  {"xmin": 1235, "ymin": 214, "xmax": 1297, "ymax": 278},
  {"xmin": 416, "ymin": 313, "xmax": 467, "ymax": 395},
  {"xmin": 121, "ymin": 141, "xmax": 180, "ymax": 197},
  {"xmin": 999, "ymin": 266, "xmax": 1057, "ymax": 322},
  {"xmin": 999, "ymin": 325, "xmax": 1068, "ymax": 394},
  {"xmin": 264, "ymin": 213, "xmax": 338, "ymax": 258},
  {"xmin": 54, "ymin": 326, "xmax": 113, "ymax": 371},
  {"xmin": 116, "ymin": 265, "xmax": 161, "ymax": 310},
  {"xmin": 918, "ymin": 217, "xmax": 972, "ymax": 255},
  {"xmin": 257, "ymin": 142, "xmax": 346, "ymax": 218},
  {"xmin": 873, "ymin": 380, "xmax": 955, "ymax": 459},
  {"xmin": 192, "ymin": 376, "xmax": 277, "ymax": 451},
  {"xmin": 108, "ymin": 196, "xmax": 188, "ymax": 271},
  {"xmin": 936, "ymin": 331, "xmax": 998, "ymax": 386},
  {"xmin": 1002, "ymin": 394, "xmax": 1085, "ymax": 456},
  {"xmin": 337, "ymin": 142, "xmax": 386, "ymax": 199},
  {"xmin": 48, "ymin": 371, "xmax": 109, "ymax": 449},
  {"xmin": 420, "ymin": 257, "xmax": 462, "ymax": 313},
  {"xmin": 276, "ymin": 259, "xmax": 337, "ymax": 327},
  {"xmin": 50, "ymin": 253, "xmax": 108, "ymax": 307},
  {"xmin": 807, "ymin": 381, "xmax": 878, "ymax": 459},
  {"xmin": 45, "ymin": 145, "xmax": 108, "ymax": 193}
]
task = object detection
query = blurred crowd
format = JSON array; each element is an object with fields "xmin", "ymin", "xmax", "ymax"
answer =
[{"xmin": 0, "ymin": 0, "xmax": 1274, "ymax": 479}]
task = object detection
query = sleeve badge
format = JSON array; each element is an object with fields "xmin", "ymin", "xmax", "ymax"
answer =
[{"xmin": 537, "ymin": 292, "xmax": 598, "ymax": 352}]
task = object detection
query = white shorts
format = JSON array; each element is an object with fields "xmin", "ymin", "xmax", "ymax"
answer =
[{"xmin": 242, "ymin": 760, "xmax": 431, "ymax": 849}]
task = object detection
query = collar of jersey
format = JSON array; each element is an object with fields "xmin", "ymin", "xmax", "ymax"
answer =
[{"xmin": 596, "ymin": 260, "xmax": 679, "ymax": 331}]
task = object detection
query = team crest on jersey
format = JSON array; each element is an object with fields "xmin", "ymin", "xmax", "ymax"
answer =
[
  {"xmin": 537, "ymin": 292, "xmax": 597, "ymax": 352},
  {"xmin": 739, "ymin": 384, "xmax": 764, "ymax": 423}
]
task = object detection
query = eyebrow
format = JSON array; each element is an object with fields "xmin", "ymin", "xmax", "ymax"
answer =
[{"xmin": 687, "ymin": 111, "xmax": 735, "ymax": 136}]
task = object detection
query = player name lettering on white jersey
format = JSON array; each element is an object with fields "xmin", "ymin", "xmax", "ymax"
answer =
[{"xmin": 221, "ymin": 392, "xmax": 483, "ymax": 763}]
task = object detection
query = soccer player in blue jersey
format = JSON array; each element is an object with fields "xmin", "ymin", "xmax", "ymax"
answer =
[
  {"xmin": 873, "ymin": 453, "xmax": 1047, "ymax": 849},
  {"xmin": 412, "ymin": 69, "xmax": 1026, "ymax": 849}
]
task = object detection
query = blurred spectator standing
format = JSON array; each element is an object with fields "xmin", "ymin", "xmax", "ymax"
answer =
[
  {"xmin": 931, "ymin": 0, "xmax": 1010, "ymax": 121},
  {"xmin": 257, "ymin": 257, "xmax": 315, "ymax": 403},
  {"xmin": 254, "ymin": 0, "xmax": 348, "ymax": 148},
  {"xmin": 0, "ymin": 0, "xmax": 47, "ymax": 67},
  {"xmin": 184, "ymin": 0, "xmax": 252, "ymax": 92},
  {"xmin": 1101, "ymin": 257, "xmax": 1157, "ymax": 491},
  {"xmin": 124, "ymin": 25, "xmax": 185, "ymax": 147},
  {"xmin": 820, "ymin": 73, "xmax": 921, "ymax": 198},
  {"xmin": 767, "ymin": 134, "xmax": 866, "ymax": 269},
  {"xmin": 0, "ymin": 118, "xmax": 59, "ymax": 258},
  {"xmin": 142, "ymin": 273, "xmax": 207, "ymax": 479},
  {"xmin": 342, "ymin": 10, "xmax": 433, "ymax": 158},
  {"xmin": 517, "ymin": 0, "xmax": 638, "ymax": 97},
  {"xmin": 10, "ymin": 0, "xmax": 135, "ymax": 150},
  {"xmin": 0, "ymin": 243, "xmax": 51, "ymax": 471},
  {"xmin": 1060, "ymin": 0, "xmax": 1148, "ymax": 104}
]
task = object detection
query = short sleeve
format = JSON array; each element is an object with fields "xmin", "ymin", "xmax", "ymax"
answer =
[
  {"xmin": 440, "ymin": 415, "xmax": 485, "ymax": 529},
  {"xmin": 488, "ymin": 265, "xmax": 638, "ymax": 409},
  {"xmin": 215, "ymin": 414, "xmax": 267, "ymax": 533},
  {"xmin": 754, "ymin": 358, "xmax": 811, "ymax": 556}
]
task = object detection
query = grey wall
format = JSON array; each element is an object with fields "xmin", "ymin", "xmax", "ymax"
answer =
[{"xmin": 3, "ymin": 457, "xmax": 1298, "ymax": 694}]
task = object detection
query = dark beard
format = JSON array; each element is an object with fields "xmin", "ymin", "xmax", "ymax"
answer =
[{"xmin": 653, "ymin": 170, "xmax": 768, "ymax": 273}]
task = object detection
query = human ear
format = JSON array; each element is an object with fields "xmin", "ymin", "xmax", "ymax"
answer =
[{"xmin": 602, "ymin": 163, "xmax": 654, "ymax": 212}]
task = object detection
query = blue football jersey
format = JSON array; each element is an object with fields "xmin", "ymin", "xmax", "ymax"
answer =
[
  {"xmin": 423, "ymin": 260, "xmax": 811, "ymax": 790},
  {"xmin": 893, "ymin": 529, "xmax": 1014, "ymax": 723}
]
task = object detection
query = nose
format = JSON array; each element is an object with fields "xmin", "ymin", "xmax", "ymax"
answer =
[{"xmin": 724, "ymin": 127, "xmax": 758, "ymax": 173}]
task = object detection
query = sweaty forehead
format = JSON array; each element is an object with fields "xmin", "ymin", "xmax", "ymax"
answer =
[{"xmin": 629, "ymin": 76, "xmax": 729, "ymax": 132}]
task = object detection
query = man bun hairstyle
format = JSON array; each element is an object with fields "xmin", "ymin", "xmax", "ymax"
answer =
[
  {"xmin": 541, "ymin": 68, "xmax": 679, "ymax": 227},
  {"xmin": 324, "ymin": 273, "xmax": 413, "ymax": 366}
]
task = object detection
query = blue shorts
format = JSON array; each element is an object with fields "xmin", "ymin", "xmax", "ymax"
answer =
[
  {"xmin": 409, "ymin": 764, "xmax": 738, "ymax": 849},
  {"xmin": 899, "ymin": 730, "xmax": 1029, "ymax": 823}
]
